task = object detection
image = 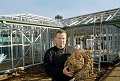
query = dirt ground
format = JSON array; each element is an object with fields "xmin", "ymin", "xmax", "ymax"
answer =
[
  {"xmin": 0, "ymin": 63, "xmax": 111, "ymax": 81},
  {"xmin": 0, "ymin": 64, "xmax": 52, "ymax": 81}
]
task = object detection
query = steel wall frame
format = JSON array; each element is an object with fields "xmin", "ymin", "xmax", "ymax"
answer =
[
  {"xmin": 63, "ymin": 8, "xmax": 120, "ymax": 71},
  {"xmin": 0, "ymin": 17, "xmax": 61, "ymax": 73}
]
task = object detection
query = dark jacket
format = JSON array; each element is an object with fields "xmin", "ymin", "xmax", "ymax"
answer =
[{"xmin": 43, "ymin": 45, "xmax": 74, "ymax": 81}]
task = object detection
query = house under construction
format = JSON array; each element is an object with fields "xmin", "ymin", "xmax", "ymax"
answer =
[{"xmin": 0, "ymin": 8, "xmax": 120, "ymax": 73}]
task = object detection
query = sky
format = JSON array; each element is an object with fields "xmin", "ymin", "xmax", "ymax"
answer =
[{"xmin": 0, "ymin": 0, "xmax": 120, "ymax": 19}]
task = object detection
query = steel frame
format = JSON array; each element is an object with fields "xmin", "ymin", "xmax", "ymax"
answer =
[
  {"xmin": 0, "ymin": 8, "xmax": 120, "ymax": 73},
  {"xmin": 0, "ymin": 14, "xmax": 61, "ymax": 73},
  {"xmin": 62, "ymin": 8, "xmax": 120, "ymax": 71}
]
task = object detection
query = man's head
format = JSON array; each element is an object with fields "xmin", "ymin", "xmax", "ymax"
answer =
[{"xmin": 55, "ymin": 29, "xmax": 67, "ymax": 49}]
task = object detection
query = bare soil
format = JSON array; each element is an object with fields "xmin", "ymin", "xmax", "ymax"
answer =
[
  {"xmin": 0, "ymin": 64, "xmax": 52, "ymax": 81},
  {"xmin": 0, "ymin": 63, "xmax": 113, "ymax": 81}
]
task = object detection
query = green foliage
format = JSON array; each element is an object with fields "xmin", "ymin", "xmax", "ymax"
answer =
[{"xmin": 55, "ymin": 15, "xmax": 63, "ymax": 20}]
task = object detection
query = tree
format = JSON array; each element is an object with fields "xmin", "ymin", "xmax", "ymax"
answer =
[{"xmin": 55, "ymin": 15, "xmax": 63, "ymax": 20}]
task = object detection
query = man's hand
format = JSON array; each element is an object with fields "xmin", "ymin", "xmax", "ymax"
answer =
[{"xmin": 63, "ymin": 66, "xmax": 74, "ymax": 77}]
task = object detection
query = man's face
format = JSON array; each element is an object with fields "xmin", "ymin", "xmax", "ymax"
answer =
[{"xmin": 55, "ymin": 33, "xmax": 66, "ymax": 49}]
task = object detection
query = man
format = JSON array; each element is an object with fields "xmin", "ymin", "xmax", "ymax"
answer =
[{"xmin": 43, "ymin": 29, "xmax": 75, "ymax": 81}]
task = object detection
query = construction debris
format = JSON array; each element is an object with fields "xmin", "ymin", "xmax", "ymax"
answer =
[{"xmin": 64, "ymin": 49, "xmax": 93, "ymax": 81}]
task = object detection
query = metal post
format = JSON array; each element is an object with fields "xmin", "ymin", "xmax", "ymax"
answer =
[
  {"xmin": 70, "ymin": 29, "xmax": 74, "ymax": 46},
  {"xmin": 10, "ymin": 25, "xmax": 14, "ymax": 69},
  {"xmin": 22, "ymin": 26, "xmax": 25, "ymax": 67},
  {"xmin": 31, "ymin": 27, "xmax": 34, "ymax": 64}
]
